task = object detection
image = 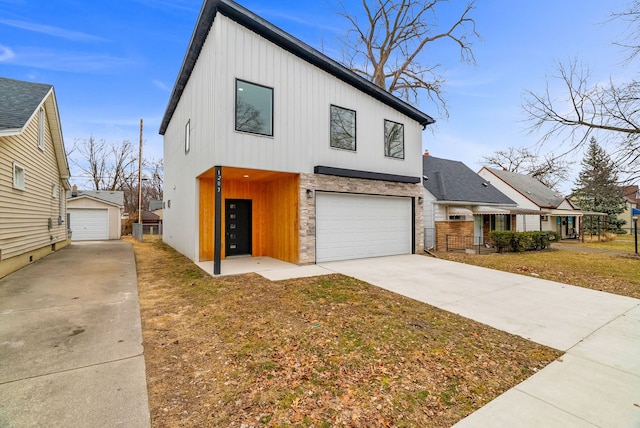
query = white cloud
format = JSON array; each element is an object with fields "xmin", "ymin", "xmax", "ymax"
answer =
[
  {"xmin": 0, "ymin": 18, "xmax": 108, "ymax": 42},
  {"xmin": 5, "ymin": 47, "xmax": 136, "ymax": 73},
  {"xmin": 152, "ymin": 79, "xmax": 170, "ymax": 91},
  {"xmin": 0, "ymin": 44, "xmax": 14, "ymax": 61}
]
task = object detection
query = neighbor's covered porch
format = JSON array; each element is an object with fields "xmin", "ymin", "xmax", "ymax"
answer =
[{"xmin": 198, "ymin": 166, "xmax": 300, "ymax": 274}]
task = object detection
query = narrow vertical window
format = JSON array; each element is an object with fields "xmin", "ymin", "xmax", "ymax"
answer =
[
  {"xmin": 185, "ymin": 119, "xmax": 191, "ymax": 154},
  {"xmin": 329, "ymin": 105, "xmax": 356, "ymax": 151},
  {"xmin": 384, "ymin": 120, "xmax": 404, "ymax": 159},
  {"xmin": 13, "ymin": 162, "xmax": 25, "ymax": 190},
  {"xmin": 38, "ymin": 107, "xmax": 45, "ymax": 150},
  {"xmin": 235, "ymin": 79, "xmax": 273, "ymax": 136},
  {"xmin": 59, "ymin": 187, "xmax": 65, "ymax": 219}
]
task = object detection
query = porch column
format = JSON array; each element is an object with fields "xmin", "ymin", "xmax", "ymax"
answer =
[{"xmin": 214, "ymin": 166, "xmax": 222, "ymax": 275}]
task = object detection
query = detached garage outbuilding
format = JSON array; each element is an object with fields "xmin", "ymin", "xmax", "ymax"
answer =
[{"xmin": 67, "ymin": 189, "xmax": 124, "ymax": 241}]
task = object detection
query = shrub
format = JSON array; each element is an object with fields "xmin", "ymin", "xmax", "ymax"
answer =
[
  {"xmin": 489, "ymin": 230, "xmax": 556, "ymax": 252},
  {"xmin": 489, "ymin": 231, "xmax": 514, "ymax": 253}
]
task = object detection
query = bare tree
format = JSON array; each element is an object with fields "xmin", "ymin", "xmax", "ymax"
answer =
[
  {"xmin": 523, "ymin": 1, "xmax": 640, "ymax": 182},
  {"xmin": 482, "ymin": 146, "xmax": 573, "ymax": 191},
  {"xmin": 337, "ymin": 0, "xmax": 479, "ymax": 115},
  {"xmin": 70, "ymin": 137, "xmax": 137, "ymax": 191}
]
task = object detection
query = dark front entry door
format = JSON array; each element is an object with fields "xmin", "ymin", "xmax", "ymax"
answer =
[{"xmin": 225, "ymin": 199, "xmax": 252, "ymax": 256}]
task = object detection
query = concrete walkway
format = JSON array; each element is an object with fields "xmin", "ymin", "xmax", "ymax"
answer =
[
  {"xmin": 0, "ymin": 241, "xmax": 150, "ymax": 428},
  {"xmin": 319, "ymin": 254, "xmax": 640, "ymax": 427}
]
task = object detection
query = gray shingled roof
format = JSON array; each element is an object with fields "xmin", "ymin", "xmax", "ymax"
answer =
[
  {"xmin": 423, "ymin": 156, "xmax": 515, "ymax": 205},
  {"xmin": 484, "ymin": 168, "xmax": 565, "ymax": 208},
  {"xmin": 159, "ymin": 0, "xmax": 434, "ymax": 135},
  {"xmin": 0, "ymin": 77, "xmax": 53, "ymax": 131},
  {"xmin": 67, "ymin": 190, "xmax": 125, "ymax": 207}
]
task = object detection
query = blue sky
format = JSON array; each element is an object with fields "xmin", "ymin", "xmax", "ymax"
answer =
[{"xmin": 0, "ymin": 0, "xmax": 632, "ymax": 192}]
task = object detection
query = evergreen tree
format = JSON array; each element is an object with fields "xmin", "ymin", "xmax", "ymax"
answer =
[{"xmin": 572, "ymin": 138, "xmax": 627, "ymax": 233}]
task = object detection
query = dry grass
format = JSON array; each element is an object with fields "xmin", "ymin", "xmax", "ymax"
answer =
[
  {"xmin": 437, "ymin": 247, "xmax": 640, "ymax": 299},
  {"xmin": 128, "ymin": 238, "xmax": 561, "ymax": 427}
]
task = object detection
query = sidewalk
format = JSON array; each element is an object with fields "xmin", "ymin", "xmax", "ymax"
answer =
[
  {"xmin": 320, "ymin": 254, "xmax": 640, "ymax": 427},
  {"xmin": 0, "ymin": 241, "xmax": 150, "ymax": 428}
]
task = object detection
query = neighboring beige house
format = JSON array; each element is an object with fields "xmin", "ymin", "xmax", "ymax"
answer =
[
  {"xmin": 0, "ymin": 77, "xmax": 71, "ymax": 278},
  {"xmin": 67, "ymin": 188, "xmax": 124, "ymax": 240},
  {"xmin": 478, "ymin": 167, "xmax": 582, "ymax": 238},
  {"xmin": 160, "ymin": 0, "xmax": 434, "ymax": 274}
]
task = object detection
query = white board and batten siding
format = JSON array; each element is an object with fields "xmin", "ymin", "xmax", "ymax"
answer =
[
  {"xmin": 316, "ymin": 192, "xmax": 412, "ymax": 262},
  {"xmin": 163, "ymin": 13, "xmax": 424, "ymax": 261},
  {"xmin": 0, "ymin": 105, "xmax": 68, "ymax": 261}
]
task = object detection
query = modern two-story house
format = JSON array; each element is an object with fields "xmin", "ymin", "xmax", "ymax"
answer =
[
  {"xmin": 0, "ymin": 77, "xmax": 71, "ymax": 278},
  {"xmin": 160, "ymin": 0, "xmax": 434, "ymax": 274}
]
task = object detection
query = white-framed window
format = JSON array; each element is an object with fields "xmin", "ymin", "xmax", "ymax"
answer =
[
  {"xmin": 235, "ymin": 79, "xmax": 274, "ymax": 136},
  {"xmin": 384, "ymin": 119, "xmax": 404, "ymax": 159},
  {"xmin": 38, "ymin": 107, "xmax": 45, "ymax": 150},
  {"xmin": 185, "ymin": 119, "xmax": 191, "ymax": 154},
  {"xmin": 448, "ymin": 215, "xmax": 464, "ymax": 221},
  {"xmin": 330, "ymin": 104, "xmax": 356, "ymax": 151},
  {"xmin": 59, "ymin": 187, "xmax": 65, "ymax": 220},
  {"xmin": 13, "ymin": 162, "xmax": 25, "ymax": 190},
  {"xmin": 541, "ymin": 215, "xmax": 549, "ymax": 222}
]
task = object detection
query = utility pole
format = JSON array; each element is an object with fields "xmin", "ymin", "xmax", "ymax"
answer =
[{"xmin": 138, "ymin": 119, "xmax": 143, "ymax": 225}]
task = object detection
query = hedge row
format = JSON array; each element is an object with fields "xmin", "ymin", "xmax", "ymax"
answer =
[{"xmin": 489, "ymin": 230, "xmax": 559, "ymax": 252}]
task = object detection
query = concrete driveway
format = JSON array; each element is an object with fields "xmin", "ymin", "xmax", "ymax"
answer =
[
  {"xmin": 320, "ymin": 254, "xmax": 640, "ymax": 427},
  {"xmin": 0, "ymin": 241, "xmax": 150, "ymax": 428}
]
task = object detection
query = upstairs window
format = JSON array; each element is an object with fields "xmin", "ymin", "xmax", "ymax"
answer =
[
  {"xmin": 38, "ymin": 107, "xmax": 45, "ymax": 150},
  {"xmin": 235, "ymin": 79, "xmax": 273, "ymax": 136},
  {"xmin": 13, "ymin": 162, "xmax": 25, "ymax": 190},
  {"xmin": 384, "ymin": 120, "xmax": 404, "ymax": 159},
  {"xmin": 330, "ymin": 105, "xmax": 356, "ymax": 151},
  {"xmin": 185, "ymin": 120, "xmax": 191, "ymax": 154}
]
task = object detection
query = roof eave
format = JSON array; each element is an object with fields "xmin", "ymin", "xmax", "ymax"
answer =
[{"xmin": 159, "ymin": 0, "xmax": 434, "ymax": 135}]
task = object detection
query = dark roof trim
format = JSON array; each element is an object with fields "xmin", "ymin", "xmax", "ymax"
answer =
[
  {"xmin": 314, "ymin": 165, "xmax": 420, "ymax": 184},
  {"xmin": 159, "ymin": 0, "xmax": 435, "ymax": 135}
]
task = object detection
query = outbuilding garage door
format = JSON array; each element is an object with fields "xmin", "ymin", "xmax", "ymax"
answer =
[
  {"xmin": 316, "ymin": 192, "xmax": 412, "ymax": 262},
  {"xmin": 68, "ymin": 208, "xmax": 109, "ymax": 241}
]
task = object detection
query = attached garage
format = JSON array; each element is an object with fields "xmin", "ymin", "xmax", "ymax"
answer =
[
  {"xmin": 315, "ymin": 192, "xmax": 413, "ymax": 262},
  {"xmin": 68, "ymin": 208, "xmax": 109, "ymax": 240},
  {"xmin": 66, "ymin": 190, "xmax": 124, "ymax": 241}
]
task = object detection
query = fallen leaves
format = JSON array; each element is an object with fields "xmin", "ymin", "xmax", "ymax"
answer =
[{"xmin": 131, "ymin": 239, "xmax": 561, "ymax": 427}]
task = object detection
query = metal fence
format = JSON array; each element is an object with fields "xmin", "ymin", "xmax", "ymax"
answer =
[{"xmin": 445, "ymin": 234, "xmax": 498, "ymax": 254}]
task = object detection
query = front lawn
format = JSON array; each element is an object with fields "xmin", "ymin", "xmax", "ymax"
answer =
[
  {"xmin": 437, "ymin": 247, "xmax": 640, "ymax": 299},
  {"xmin": 129, "ymin": 238, "xmax": 560, "ymax": 427}
]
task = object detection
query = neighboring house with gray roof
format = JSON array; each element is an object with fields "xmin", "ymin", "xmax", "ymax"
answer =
[
  {"xmin": 0, "ymin": 77, "xmax": 71, "ymax": 278},
  {"xmin": 160, "ymin": 0, "xmax": 434, "ymax": 274},
  {"xmin": 66, "ymin": 187, "xmax": 124, "ymax": 241},
  {"xmin": 478, "ymin": 167, "xmax": 582, "ymax": 238},
  {"xmin": 422, "ymin": 155, "xmax": 520, "ymax": 250}
]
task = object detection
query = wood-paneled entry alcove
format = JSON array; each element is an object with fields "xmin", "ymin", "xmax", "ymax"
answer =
[{"xmin": 198, "ymin": 166, "xmax": 299, "ymax": 263}]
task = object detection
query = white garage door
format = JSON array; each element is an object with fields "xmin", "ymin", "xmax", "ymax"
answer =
[
  {"xmin": 69, "ymin": 208, "xmax": 109, "ymax": 241},
  {"xmin": 316, "ymin": 192, "xmax": 412, "ymax": 262}
]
